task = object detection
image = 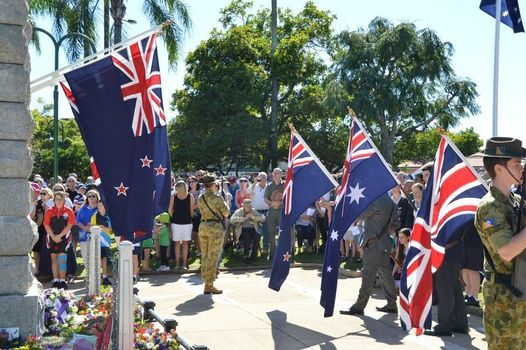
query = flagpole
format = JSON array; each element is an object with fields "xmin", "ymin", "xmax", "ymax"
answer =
[
  {"xmin": 437, "ymin": 128, "xmax": 490, "ymax": 191},
  {"xmin": 30, "ymin": 21, "xmax": 172, "ymax": 94},
  {"xmin": 289, "ymin": 123, "xmax": 339, "ymax": 188},
  {"xmin": 492, "ymin": 0, "xmax": 502, "ymax": 137}
]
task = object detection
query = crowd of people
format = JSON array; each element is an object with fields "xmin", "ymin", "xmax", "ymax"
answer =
[{"xmin": 28, "ymin": 165, "xmax": 484, "ymax": 302}]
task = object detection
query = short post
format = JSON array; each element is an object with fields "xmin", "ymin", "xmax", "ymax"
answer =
[
  {"xmin": 87, "ymin": 226, "xmax": 101, "ymax": 295},
  {"xmin": 118, "ymin": 240, "xmax": 134, "ymax": 350}
]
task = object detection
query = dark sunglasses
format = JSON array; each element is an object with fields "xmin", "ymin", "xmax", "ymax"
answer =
[
  {"xmin": 189, "ymin": 180, "xmax": 197, "ymax": 183},
  {"xmin": 40, "ymin": 192, "xmax": 48, "ymax": 195},
  {"xmin": 87, "ymin": 195, "xmax": 97, "ymax": 198}
]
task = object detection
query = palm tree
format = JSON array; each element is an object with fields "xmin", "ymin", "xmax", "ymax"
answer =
[{"xmin": 30, "ymin": 0, "xmax": 191, "ymax": 66}]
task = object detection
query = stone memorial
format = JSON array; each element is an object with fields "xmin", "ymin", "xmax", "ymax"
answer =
[{"xmin": 0, "ymin": 0, "xmax": 44, "ymax": 338}]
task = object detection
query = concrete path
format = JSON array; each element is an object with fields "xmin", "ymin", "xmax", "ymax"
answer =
[{"xmin": 131, "ymin": 267, "xmax": 486, "ymax": 350}]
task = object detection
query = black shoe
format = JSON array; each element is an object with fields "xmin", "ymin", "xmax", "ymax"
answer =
[
  {"xmin": 102, "ymin": 277, "xmax": 112, "ymax": 286},
  {"xmin": 465, "ymin": 296, "xmax": 480, "ymax": 307},
  {"xmin": 133, "ymin": 276, "xmax": 138, "ymax": 285},
  {"xmin": 340, "ymin": 307, "xmax": 364, "ymax": 316},
  {"xmin": 376, "ymin": 305, "xmax": 398, "ymax": 314},
  {"xmin": 60, "ymin": 281, "xmax": 67, "ymax": 290},
  {"xmin": 424, "ymin": 329, "xmax": 452, "ymax": 337},
  {"xmin": 52, "ymin": 281, "xmax": 60, "ymax": 289},
  {"xmin": 452, "ymin": 327, "xmax": 469, "ymax": 334}
]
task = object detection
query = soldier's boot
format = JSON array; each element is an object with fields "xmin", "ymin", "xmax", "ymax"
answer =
[{"xmin": 204, "ymin": 283, "xmax": 223, "ymax": 294}]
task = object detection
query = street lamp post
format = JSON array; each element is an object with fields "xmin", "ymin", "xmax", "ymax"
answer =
[{"xmin": 33, "ymin": 27, "xmax": 97, "ymax": 184}]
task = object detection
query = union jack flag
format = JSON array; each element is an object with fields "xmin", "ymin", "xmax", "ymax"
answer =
[
  {"xmin": 112, "ymin": 34, "xmax": 166, "ymax": 137},
  {"xmin": 283, "ymin": 133, "xmax": 314, "ymax": 215},
  {"xmin": 269, "ymin": 129, "xmax": 337, "ymax": 291},
  {"xmin": 399, "ymin": 134, "xmax": 488, "ymax": 333},
  {"xmin": 320, "ymin": 117, "xmax": 398, "ymax": 317}
]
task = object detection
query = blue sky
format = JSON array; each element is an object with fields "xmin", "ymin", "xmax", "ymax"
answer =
[{"xmin": 30, "ymin": 0, "xmax": 526, "ymax": 143}]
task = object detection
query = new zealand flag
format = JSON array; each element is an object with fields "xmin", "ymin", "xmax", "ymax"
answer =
[
  {"xmin": 268, "ymin": 130, "xmax": 337, "ymax": 291},
  {"xmin": 320, "ymin": 117, "xmax": 398, "ymax": 317},
  {"xmin": 62, "ymin": 34, "xmax": 171, "ymax": 241}
]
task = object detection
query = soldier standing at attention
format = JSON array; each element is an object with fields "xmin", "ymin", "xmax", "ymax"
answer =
[
  {"xmin": 198, "ymin": 174, "xmax": 230, "ymax": 294},
  {"xmin": 475, "ymin": 137, "xmax": 526, "ymax": 350}
]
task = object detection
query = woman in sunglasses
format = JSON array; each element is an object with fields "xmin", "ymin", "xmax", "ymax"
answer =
[
  {"xmin": 75, "ymin": 190, "xmax": 100, "ymax": 265},
  {"xmin": 31, "ymin": 187, "xmax": 53, "ymax": 277}
]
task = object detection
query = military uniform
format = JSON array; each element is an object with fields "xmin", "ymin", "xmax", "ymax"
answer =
[
  {"xmin": 474, "ymin": 137, "xmax": 526, "ymax": 350},
  {"xmin": 198, "ymin": 175, "xmax": 230, "ymax": 294},
  {"xmin": 475, "ymin": 187, "xmax": 526, "ymax": 349}
]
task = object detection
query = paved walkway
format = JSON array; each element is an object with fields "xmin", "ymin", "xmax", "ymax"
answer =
[{"xmin": 130, "ymin": 267, "xmax": 486, "ymax": 350}]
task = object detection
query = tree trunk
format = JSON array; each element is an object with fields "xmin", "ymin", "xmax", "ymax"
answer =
[
  {"xmin": 104, "ymin": 0, "xmax": 110, "ymax": 48},
  {"xmin": 381, "ymin": 132, "xmax": 394, "ymax": 167},
  {"xmin": 110, "ymin": 0, "xmax": 125, "ymax": 44},
  {"xmin": 269, "ymin": 0, "xmax": 278, "ymax": 170}
]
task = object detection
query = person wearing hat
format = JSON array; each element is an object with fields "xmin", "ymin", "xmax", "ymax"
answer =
[
  {"xmin": 154, "ymin": 212, "xmax": 171, "ymax": 272},
  {"xmin": 230, "ymin": 199, "xmax": 266, "ymax": 262},
  {"xmin": 475, "ymin": 137, "xmax": 526, "ymax": 349},
  {"xmin": 198, "ymin": 173, "xmax": 230, "ymax": 294}
]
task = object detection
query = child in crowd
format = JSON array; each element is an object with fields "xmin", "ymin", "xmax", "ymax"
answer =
[
  {"xmin": 392, "ymin": 228, "xmax": 411, "ymax": 287},
  {"xmin": 90, "ymin": 199, "xmax": 113, "ymax": 286},
  {"xmin": 43, "ymin": 191, "xmax": 76, "ymax": 289},
  {"xmin": 154, "ymin": 212, "xmax": 171, "ymax": 271},
  {"xmin": 142, "ymin": 236, "xmax": 153, "ymax": 272}
]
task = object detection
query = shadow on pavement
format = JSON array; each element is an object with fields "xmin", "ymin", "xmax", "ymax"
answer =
[
  {"xmin": 267, "ymin": 310, "xmax": 337, "ymax": 350},
  {"xmin": 141, "ymin": 273, "xmax": 183, "ymax": 287},
  {"xmin": 174, "ymin": 294, "xmax": 215, "ymax": 316},
  {"xmin": 344, "ymin": 313, "xmax": 404, "ymax": 346}
]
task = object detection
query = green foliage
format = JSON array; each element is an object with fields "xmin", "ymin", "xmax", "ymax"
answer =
[
  {"xmin": 393, "ymin": 127, "xmax": 483, "ymax": 165},
  {"xmin": 331, "ymin": 17, "xmax": 480, "ymax": 164},
  {"xmin": 170, "ymin": 0, "xmax": 335, "ymax": 171},
  {"xmin": 31, "ymin": 106, "xmax": 90, "ymax": 181}
]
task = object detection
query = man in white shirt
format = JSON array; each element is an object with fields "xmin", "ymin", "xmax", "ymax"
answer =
[{"xmin": 249, "ymin": 172, "xmax": 269, "ymax": 254}]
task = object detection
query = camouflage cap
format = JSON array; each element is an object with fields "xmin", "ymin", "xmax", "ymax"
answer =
[
  {"xmin": 201, "ymin": 173, "xmax": 219, "ymax": 185},
  {"xmin": 482, "ymin": 137, "xmax": 526, "ymax": 158}
]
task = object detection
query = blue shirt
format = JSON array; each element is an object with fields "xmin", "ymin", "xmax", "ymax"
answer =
[{"xmin": 76, "ymin": 205, "xmax": 98, "ymax": 242}]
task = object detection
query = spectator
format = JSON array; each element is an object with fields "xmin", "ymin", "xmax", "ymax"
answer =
[
  {"xmin": 235, "ymin": 177, "xmax": 251, "ymax": 210},
  {"xmin": 227, "ymin": 176, "xmax": 240, "ymax": 213},
  {"xmin": 391, "ymin": 185, "xmax": 414, "ymax": 229},
  {"xmin": 295, "ymin": 206, "xmax": 316, "ymax": 253},
  {"xmin": 169, "ymin": 180, "xmax": 195, "ymax": 270},
  {"xmin": 65, "ymin": 175, "xmax": 78, "ymax": 201},
  {"xmin": 46, "ymin": 183, "xmax": 73, "ymax": 208},
  {"xmin": 154, "ymin": 213, "xmax": 171, "ymax": 272},
  {"xmin": 249, "ymin": 172, "xmax": 269, "ymax": 254},
  {"xmin": 230, "ymin": 199, "xmax": 265, "ymax": 262},
  {"xmin": 90, "ymin": 199, "xmax": 113, "ymax": 286},
  {"xmin": 411, "ymin": 183, "xmax": 424, "ymax": 216},
  {"xmin": 76, "ymin": 190, "xmax": 99, "ymax": 264},
  {"xmin": 392, "ymin": 228, "xmax": 410, "ymax": 286},
  {"xmin": 264, "ymin": 168, "xmax": 284, "ymax": 260},
  {"xmin": 31, "ymin": 187, "xmax": 52, "ymax": 276},
  {"xmin": 462, "ymin": 221, "xmax": 483, "ymax": 308},
  {"xmin": 421, "ymin": 162, "xmax": 433, "ymax": 186},
  {"xmin": 43, "ymin": 191, "xmax": 75, "ymax": 289},
  {"xmin": 188, "ymin": 175, "xmax": 202, "ymax": 258}
]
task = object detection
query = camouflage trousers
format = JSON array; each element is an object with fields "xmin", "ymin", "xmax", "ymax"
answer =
[
  {"xmin": 198, "ymin": 222, "xmax": 224, "ymax": 284},
  {"xmin": 482, "ymin": 279, "xmax": 526, "ymax": 349}
]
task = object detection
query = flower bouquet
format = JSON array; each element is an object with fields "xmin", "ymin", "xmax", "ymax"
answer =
[{"xmin": 134, "ymin": 322, "xmax": 179, "ymax": 350}]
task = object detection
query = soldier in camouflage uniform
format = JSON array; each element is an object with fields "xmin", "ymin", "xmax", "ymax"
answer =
[
  {"xmin": 198, "ymin": 174, "xmax": 230, "ymax": 294},
  {"xmin": 475, "ymin": 137, "xmax": 526, "ymax": 350}
]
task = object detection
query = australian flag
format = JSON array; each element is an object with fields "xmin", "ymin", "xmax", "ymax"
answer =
[
  {"xmin": 480, "ymin": 0, "xmax": 525, "ymax": 33},
  {"xmin": 61, "ymin": 34, "xmax": 171, "ymax": 242},
  {"xmin": 268, "ymin": 130, "xmax": 337, "ymax": 291},
  {"xmin": 320, "ymin": 117, "xmax": 398, "ymax": 317},
  {"xmin": 399, "ymin": 135, "xmax": 487, "ymax": 334}
]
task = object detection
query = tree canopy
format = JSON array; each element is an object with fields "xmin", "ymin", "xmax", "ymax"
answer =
[
  {"xmin": 330, "ymin": 17, "xmax": 480, "ymax": 165},
  {"xmin": 170, "ymin": 0, "xmax": 335, "ymax": 172}
]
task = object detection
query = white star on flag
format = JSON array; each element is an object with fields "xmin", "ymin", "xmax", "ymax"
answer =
[
  {"xmin": 327, "ymin": 266, "xmax": 333, "ymax": 273},
  {"xmin": 330, "ymin": 230, "xmax": 339, "ymax": 241},
  {"xmin": 154, "ymin": 164, "xmax": 167, "ymax": 176},
  {"xmin": 140, "ymin": 155, "xmax": 153, "ymax": 168},
  {"xmin": 114, "ymin": 182, "xmax": 129, "ymax": 196},
  {"xmin": 283, "ymin": 251, "xmax": 291, "ymax": 262},
  {"xmin": 503, "ymin": 10, "xmax": 509, "ymax": 17},
  {"xmin": 347, "ymin": 183, "xmax": 366, "ymax": 205}
]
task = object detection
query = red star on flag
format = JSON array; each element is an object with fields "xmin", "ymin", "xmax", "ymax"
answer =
[
  {"xmin": 154, "ymin": 164, "xmax": 167, "ymax": 176},
  {"xmin": 283, "ymin": 251, "xmax": 291, "ymax": 262},
  {"xmin": 140, "ymin": 155, "xmax": 153, "ymax": 168},
  {"xmin": 114, "ymin": 182, "xmax": 129, "ymax": 196}
]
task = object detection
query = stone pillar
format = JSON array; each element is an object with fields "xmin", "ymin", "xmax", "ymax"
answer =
[{"xmin": 0, "ymin": 0, "xmax": 44, "ymax": 338}]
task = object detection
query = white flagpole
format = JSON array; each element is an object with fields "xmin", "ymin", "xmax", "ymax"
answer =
[
  {"xmin": 492, "ymin": 0, "xmax": 502, "ymax": 137},
  {"xmin": 30, "ymin": 22, "xmax": 170, "ymax": 94}
]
